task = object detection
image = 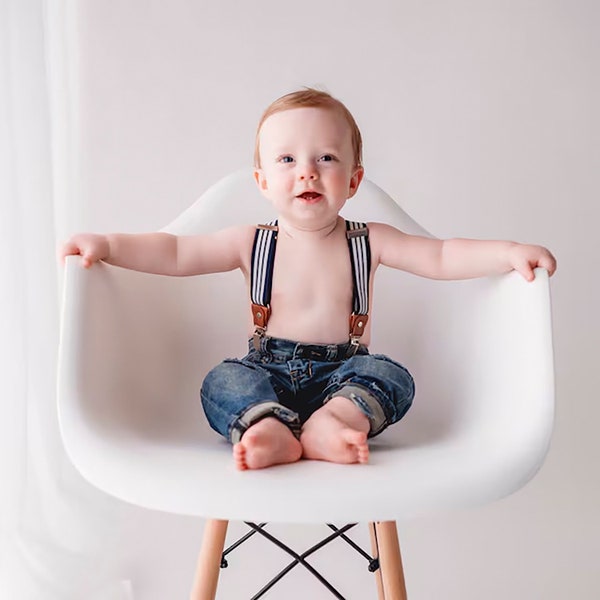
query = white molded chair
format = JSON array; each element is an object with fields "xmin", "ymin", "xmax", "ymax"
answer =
[{"xmin": 57, "ymin": 170, "xmax": 554, "ymax": 599}]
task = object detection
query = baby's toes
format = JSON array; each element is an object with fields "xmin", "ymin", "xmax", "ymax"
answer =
[
  {"xmin": 233, "ymin": 442, "xmax": 248, "ymax": 471},
  {"xmin": 357, "ymin": 442, "xmax": 369, "ymax": 464}
]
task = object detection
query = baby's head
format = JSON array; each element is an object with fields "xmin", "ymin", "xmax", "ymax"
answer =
[
  {"xmin": 253, "ymin": 89, "xmax": 365, "ymax": 226},
  {"xmin": 254, "ymin": 88, "xmax": 363, "ymax": 169}
]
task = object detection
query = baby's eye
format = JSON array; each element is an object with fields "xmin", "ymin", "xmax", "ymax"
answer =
[
  {"xmin": 319, "ymin": 154, "xmax": 335, "ymax": 162},
  {"xmin": 278, "ymin": 155, "xmax": 294, "ymax": 164}
]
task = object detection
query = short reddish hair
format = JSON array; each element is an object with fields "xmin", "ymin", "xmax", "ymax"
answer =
[{"xmin": 254, "ymin": 88, "xmax": 363, "ymax": 168}]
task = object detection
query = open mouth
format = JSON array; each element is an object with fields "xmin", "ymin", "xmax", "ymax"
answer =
[{"xmin": 297, "ymin": 191, "xmax": 323, "ymax": 201}]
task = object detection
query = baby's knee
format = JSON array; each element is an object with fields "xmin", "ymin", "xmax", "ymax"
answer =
[
  {"xmin": 203, "ymin": 359, "xmax": 248, "ymax": 393},
  {"xmin": 328, "ymin": 354, "xmax": 415, "ymax": 435}
]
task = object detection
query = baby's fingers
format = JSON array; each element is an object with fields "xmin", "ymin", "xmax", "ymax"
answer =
[
  {"xmin": 511, "ymin": 245, "xmax": 557, "ymax": 281},
  {"xmin": 81, "ymin": 254, "xmax": 93, "ymax": 268},
  {"xmin": 516, "ymin": 261, "xmax": 536, "ymax": 282},
  {"xmin": 538, "ymin": 251, "xmax": 557, "ymax": 276},
  {"xmin": 79, "ymin": 249, "xmax": 104, "ymax": 268},
  {"xmin": 58, "ymin": 241, "xmax": 82, "ymax": 263},
  {"xmin": 59, "ymin": 234, "xmax": 108, "ymax": 268}
]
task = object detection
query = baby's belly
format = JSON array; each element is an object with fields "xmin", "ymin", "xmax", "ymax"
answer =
[{"xmin": 246, "ymin": 307, "xmax": 372, "ymax": 346}]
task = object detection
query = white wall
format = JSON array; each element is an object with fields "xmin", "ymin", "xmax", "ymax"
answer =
[{"xmin": 66, "ymin": 1, "xmax": 599, "ymax": 598}]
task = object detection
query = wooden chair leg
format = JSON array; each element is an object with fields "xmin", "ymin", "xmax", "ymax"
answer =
[
  {"xmin": 369, "ymin": 521, "xmax": 407, "ymax": 600},
  {"xmin": 369, "ymin": 523, "xmax": 386, "ymax": 600},
  {"xmin": 190, "ymin": 519, "xmax": 229, "ymax": 600}
]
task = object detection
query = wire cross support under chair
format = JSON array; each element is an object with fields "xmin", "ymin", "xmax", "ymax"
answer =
[{"xmin": 219, "ymin": 522, "xmax": 380, "ymax": 599}]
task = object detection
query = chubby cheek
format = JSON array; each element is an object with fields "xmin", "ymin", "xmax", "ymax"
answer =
[
  {"xmin": 277, "ymin": 176, "xmax": 296, "ymax": 194},
  {"xmin": 328, "ymin": 169, "xmax": 354, "ymax": 196},
  {"xmin": 262, "ymin": 169, "xmax": 294, "ymax": 194}
]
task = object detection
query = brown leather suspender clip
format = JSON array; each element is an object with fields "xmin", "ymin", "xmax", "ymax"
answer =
[
  {"xmin": 252, "ymin": 303, "xmax": 271, "ymax": 350},
  {"xmin": 349, "ymin": 313, "xmax": 369, "ymax": 352}
]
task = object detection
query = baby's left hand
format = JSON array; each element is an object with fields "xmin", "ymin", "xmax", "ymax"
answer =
[{"xmin": 508, "ymin": 243, "xmax": 557, "ymax": 281}]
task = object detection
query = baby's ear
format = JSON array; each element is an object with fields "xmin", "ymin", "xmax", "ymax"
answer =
[
  {"xmin": 348, "ymin": 166, "xmax": 365, "ymax": 198},
  {"xmin": 254, "ymin": 169, "xmax": 268, "ymax": 191}
]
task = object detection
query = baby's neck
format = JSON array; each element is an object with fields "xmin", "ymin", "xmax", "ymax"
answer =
[{"xmin": 278, "ymin": 216, "xmax": 342, "ymax": 240}]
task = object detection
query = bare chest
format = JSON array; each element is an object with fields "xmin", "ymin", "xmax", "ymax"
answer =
[{"xmin": 270, "ymin": 235, "xmax": 354, "ymax": 311}]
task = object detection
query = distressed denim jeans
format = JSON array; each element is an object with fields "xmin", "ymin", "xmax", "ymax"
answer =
[{"xmin": 201, "ymin": 336, "xmax": 415, "ymax": 443}]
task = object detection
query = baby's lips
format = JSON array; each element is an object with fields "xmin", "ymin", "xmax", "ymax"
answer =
[{"xmin": 297, "ymin": 191, "xmax": 322, "ymax": 200}]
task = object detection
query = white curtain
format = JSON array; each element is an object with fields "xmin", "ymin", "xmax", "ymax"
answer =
[
  {"xmin": 0, "ymin": 4, "xmax": 313, "ymax": 598},
  {"xmin": 0, "ymin": 1, "xmax": 141, "ymax": 597}
]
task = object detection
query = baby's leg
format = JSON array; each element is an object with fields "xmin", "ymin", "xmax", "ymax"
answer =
[
  {"xmin": 234, "ymin": 417, "xmax": 302, "ymax": 471},
  {"xmin": 201, "ymin": 358, "xmax": 301, "ymax": 471},
  {"xmin": 300, "ymin": 396, "xmax": 370, "ymax": 464},
  {"xmin": 302, "ymin": 352, "xmax": 416, "ymax": 464}
]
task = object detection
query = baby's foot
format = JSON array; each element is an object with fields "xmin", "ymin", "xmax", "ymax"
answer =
[
  {"xmin": 233, "ymin": 417, "xmax": 302, "ymax": 471},
  {"xmin": 300, "ymin": 405, "xmax": 370, "ymax": 465}
]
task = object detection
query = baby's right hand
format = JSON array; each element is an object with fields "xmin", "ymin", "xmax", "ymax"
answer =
[{"xmin": 60, "ymin": 233, "xmax": 110, "ymax": 268}]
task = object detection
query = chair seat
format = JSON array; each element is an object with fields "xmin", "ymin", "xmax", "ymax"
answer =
[{"xmin": 57, "ymin": 171, "xmax": 554, "ymax": 524}]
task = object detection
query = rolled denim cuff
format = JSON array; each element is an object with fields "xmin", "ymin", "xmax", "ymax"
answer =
[
  {"xmin": 325, "ymin": 384, "xmax": 387, "ymax": 437},
  {"xmin": 229, "ymin": 401, "xmax": 301, "ymax": 444}
]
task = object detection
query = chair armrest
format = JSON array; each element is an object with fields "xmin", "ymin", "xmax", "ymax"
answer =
[{"xmin": 58, "ymin": 258, "xmax": 203, "ymax": 444}]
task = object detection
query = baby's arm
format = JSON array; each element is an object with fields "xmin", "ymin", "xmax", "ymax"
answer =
[
  {"xmin": 370, "ymin": 223, "xmax": 556, "ymax": 281},
  {"xmin": 60, "ymin": 225, "xmax": 254, "ymax": 276}
]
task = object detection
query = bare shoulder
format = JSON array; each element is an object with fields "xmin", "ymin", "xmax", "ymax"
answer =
[
  {"xmin": 229, "ymin": 223, "xmax": 258, "ymax": 273},
  {"xmin": 215, "ymin": 223, "xmax": 256, "ymax": 246},
  {"xmin": 181, "ymin": 223, "xmax": 254, "ymax": 249},
  {"xmin": 366, "ymin": 221, "xmax": 405, "ymax": 237},
  {"xmin": 366, "ymin": 222, "xmax": 408, "ymax": 264},
  {"xmin": 366, "ymin": 221, "xmax": 441, "ymax": 272},
  {"xmin": 176, "ymin": 223, "xmax": 258, "ymax": 275}
]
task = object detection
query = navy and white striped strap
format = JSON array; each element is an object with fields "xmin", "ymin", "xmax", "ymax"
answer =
[
  {"xmin": 345, "ymin": 221, "xmax": 371, "ymax": 317},
  {"xmin": 250, "ymin": 219, "xmax": 278, "ymax": 309}
]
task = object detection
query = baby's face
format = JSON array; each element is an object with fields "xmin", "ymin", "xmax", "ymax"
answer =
[{"xmin": 254, "ymin": 107, "xmax": 363, "ymax": 230}]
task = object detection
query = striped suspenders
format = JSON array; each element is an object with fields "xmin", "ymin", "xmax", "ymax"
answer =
[
  {"xmin": 250, "ymin": 220, "xmax": 371, "ymax": 352},
  {"xmin": 250, "ymin": 219, "xmax": 279, "ymax": 348},
  {"xmin": 345, "ymin": 220, "xmax": 371, "ymax": 349}
]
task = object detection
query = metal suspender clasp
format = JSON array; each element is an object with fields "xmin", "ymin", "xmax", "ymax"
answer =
[
  {"xmin": 252, "ymin": 302, "xmax": 271, "ymax": 350},
  {"xmin": 348, "ymin": 313, "xmax": 369, "ymax": 355},
  {"xmin": 257, "ymin": 224, "xmax": 278, "ymax": 232},
  {"xmin": 346, "ymin": 226, "xmax": 368, "ymax": 239}
]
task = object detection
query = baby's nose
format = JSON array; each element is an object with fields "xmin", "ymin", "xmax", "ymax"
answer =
[{"xmin": 298, "ymin": 165, "xmax": 319, "ymax": 180}]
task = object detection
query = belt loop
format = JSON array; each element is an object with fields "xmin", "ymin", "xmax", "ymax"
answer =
[
  {"xmin": 260, "ymin": 334, "xmax": 269, "ymax": 353},
  {"xmin": 291, "ymin": 342, "xmax": 301, "ymax": 359}
]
